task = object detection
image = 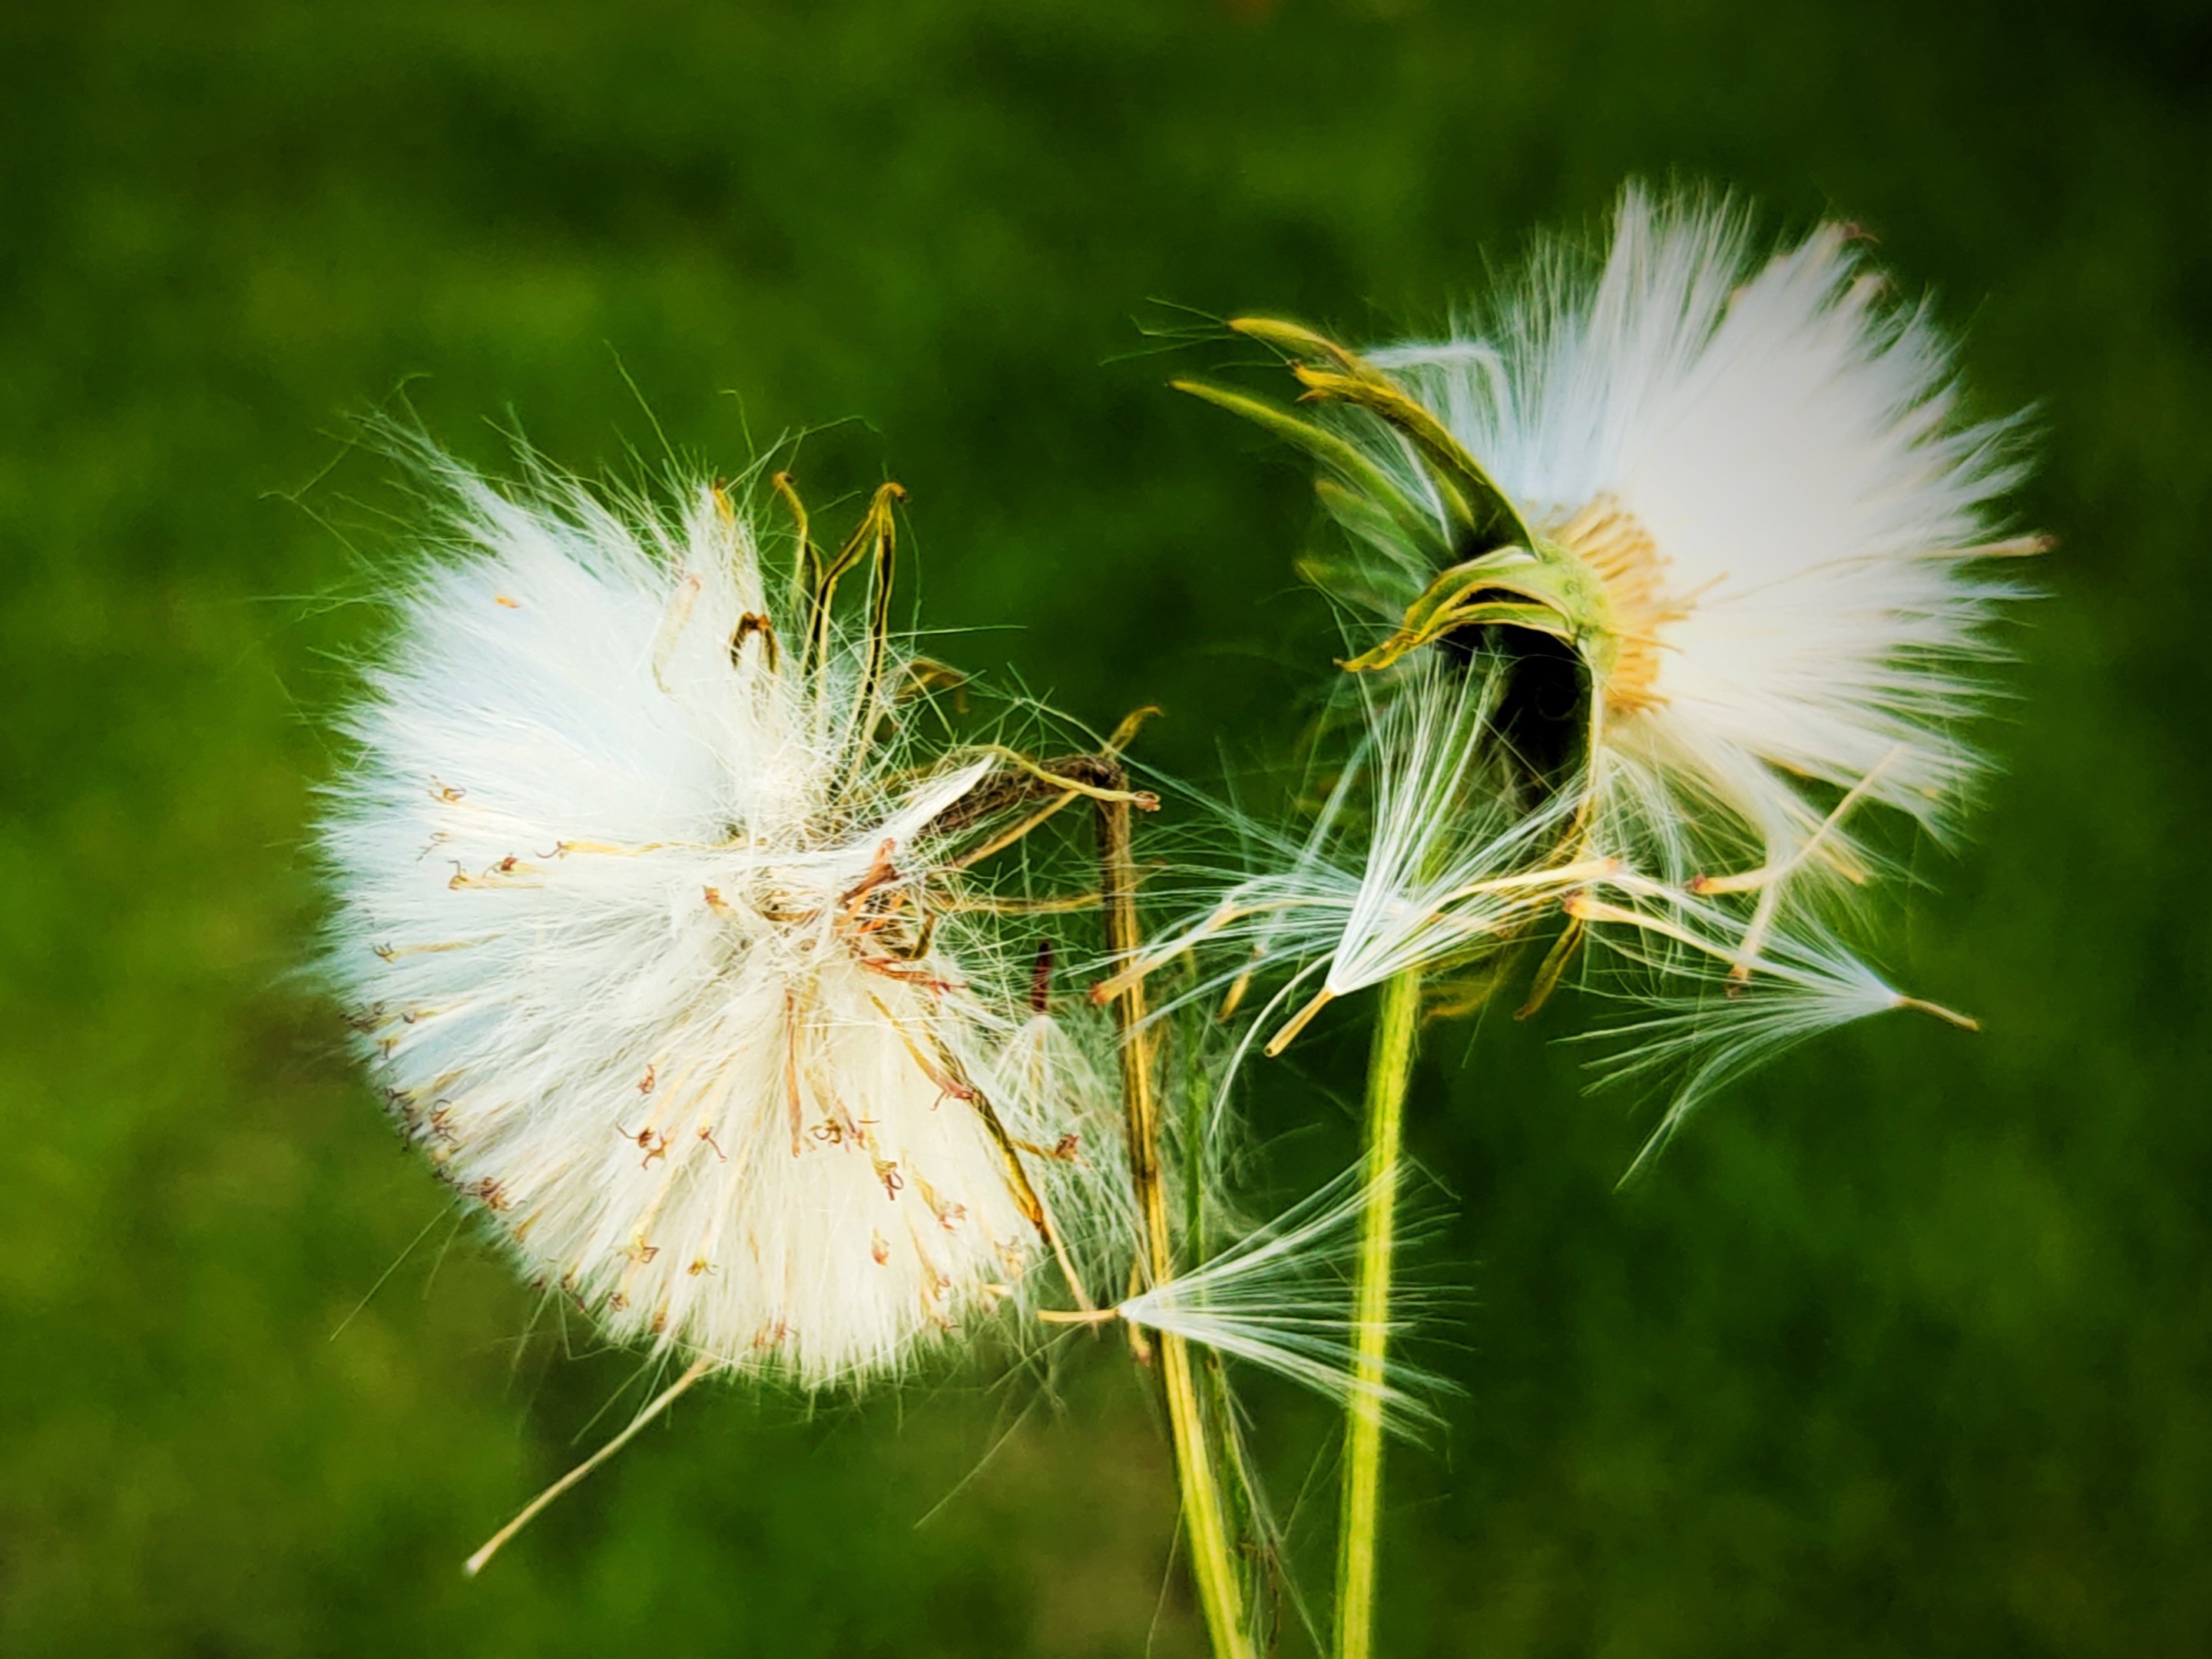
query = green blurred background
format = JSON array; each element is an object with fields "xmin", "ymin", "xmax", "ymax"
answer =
[{"xmin": 4, "ymin": 1, "xmax": 2208, "ymax": 1652}]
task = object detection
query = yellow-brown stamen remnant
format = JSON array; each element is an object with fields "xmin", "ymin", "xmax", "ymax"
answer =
[{"xmin": 1551, "ymin": 494, "xmax": 1683, "ymax": 717}]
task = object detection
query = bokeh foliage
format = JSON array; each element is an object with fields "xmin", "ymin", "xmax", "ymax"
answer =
[{"xmin": 2, "ymin": 1, "xmax": 2208, "ymax": 1653}]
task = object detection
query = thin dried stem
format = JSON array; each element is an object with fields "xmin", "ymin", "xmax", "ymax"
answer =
[
  {"xmin": 947, "ymin": 791, "xmax": 1082, "ymax": 871},
  {"xmin": 464, "ymin": 1354, "xmax": 716, "ymax": 1577},
  {"xmin": 1096, "ymin": 780, "xmax": 1254, "ymax": 1659}
]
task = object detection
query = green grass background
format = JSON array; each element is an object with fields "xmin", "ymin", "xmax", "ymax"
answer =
[{"xmin": 3, "ymin": 1, "xmax": 2208, "ymax": 1652}]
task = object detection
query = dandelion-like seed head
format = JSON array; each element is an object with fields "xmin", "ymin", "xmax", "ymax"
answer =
[
  {"xmin": 320, "ymin": 440, "xmax": 1131, "ymax": 1387},
  {"xmin": 1174, "ymin": 181, "xmax": 2035, "ymax": 1141},
  {"xmin": 1209, "ymin": 185, "xmax": 2038, "ymax": 881}
]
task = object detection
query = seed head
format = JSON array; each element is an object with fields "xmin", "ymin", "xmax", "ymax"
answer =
[
  {"xmin": 1174, "ymin": 184, "xmax": 2036, "ymax": 1145},
  {"xmin": 320, "ymin": 441, "xmax": 1127, "ymax": 1386}
]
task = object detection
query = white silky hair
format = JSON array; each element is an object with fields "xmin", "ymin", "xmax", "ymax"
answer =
[
  {"xmin": 1130, "ymin": 658, "xmax": 1584, "ymax": 1041},
  {"xmin": 319, "ymin": 442, "xmax": 1128, "ymax": 1388},
  {"xmin": 1116, "ymin": 1164, "xmax": 1456, "ymax": 1440},
  {"xmin": 1559, "ymin": 877, "xmax": 1936, "ymax": 1178},
  {"xmin": 1172, "ymin": 184, "xmax": 2036, "ymax": 1154},
  {"xmin": 1147, "ymin": 652, "xmax": 1961, "ymax": 1168},
  {"xmin": 1366, "ymin": 183, "xmax": 2034, "ymax": 876},
  {"xmin": 1312, "ymin": 662, "xmax": 1584, "ymax": 998}
]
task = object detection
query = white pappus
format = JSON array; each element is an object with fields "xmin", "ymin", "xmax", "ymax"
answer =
[
  {"xmin": 1173, "ymin": 180, "xmax": 2036, "ymax": 1152},
  {"xmin": 319, "ymin": 441, "xmax": 1135, "ymax": 1390},
  {"xmin": 1359, "ymin": 184, "xmax": 2040, "ymax": 882}
]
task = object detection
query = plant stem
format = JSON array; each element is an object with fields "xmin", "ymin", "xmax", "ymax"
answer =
[
  {"xmin": 1097, "ymin": 788, "xmax": 1253, "ymax": 1659},
  {"xmin": 463, "ymin": 1354, "xmax": 715, "ymax": 1577},
  {"xmin": 1336, "ymin": 967, "xmax": 1421, "ymax": 1659}
]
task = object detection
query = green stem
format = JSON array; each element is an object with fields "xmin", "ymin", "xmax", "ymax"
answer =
[
  {"xmin": 1097, "ymin": 790, "xmax": 1253, "ymax": 1659},
  {"xmin": 1162, "ymin": 1330, "xmax": 1251, "ymax": 1659},
  {"xmin": 1336, "ymin": 968, "xmax": 1421, "ymax": 1659}
]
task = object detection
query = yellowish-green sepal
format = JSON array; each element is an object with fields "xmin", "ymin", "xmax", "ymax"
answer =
[
  {"xmin": 1341, "ymin": 535, "xmax": 1625, "ymax": 680},
  {"xmin": 1172, "ymin": 379, "xmax": 1447, "ymax": 561}
]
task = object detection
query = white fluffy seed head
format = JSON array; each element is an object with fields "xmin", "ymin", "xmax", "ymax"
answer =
[
  {"xmin": 319, "ymin": 442, "xmax": 1128, "ymax": 1388},
  {"xmin": 1361, "ymin": 183, "xmax": 2037, "ymax": 879},
  {"xmin": 1171, "ymin": 183, "xmax": 2034, "ymax": 1147}
]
